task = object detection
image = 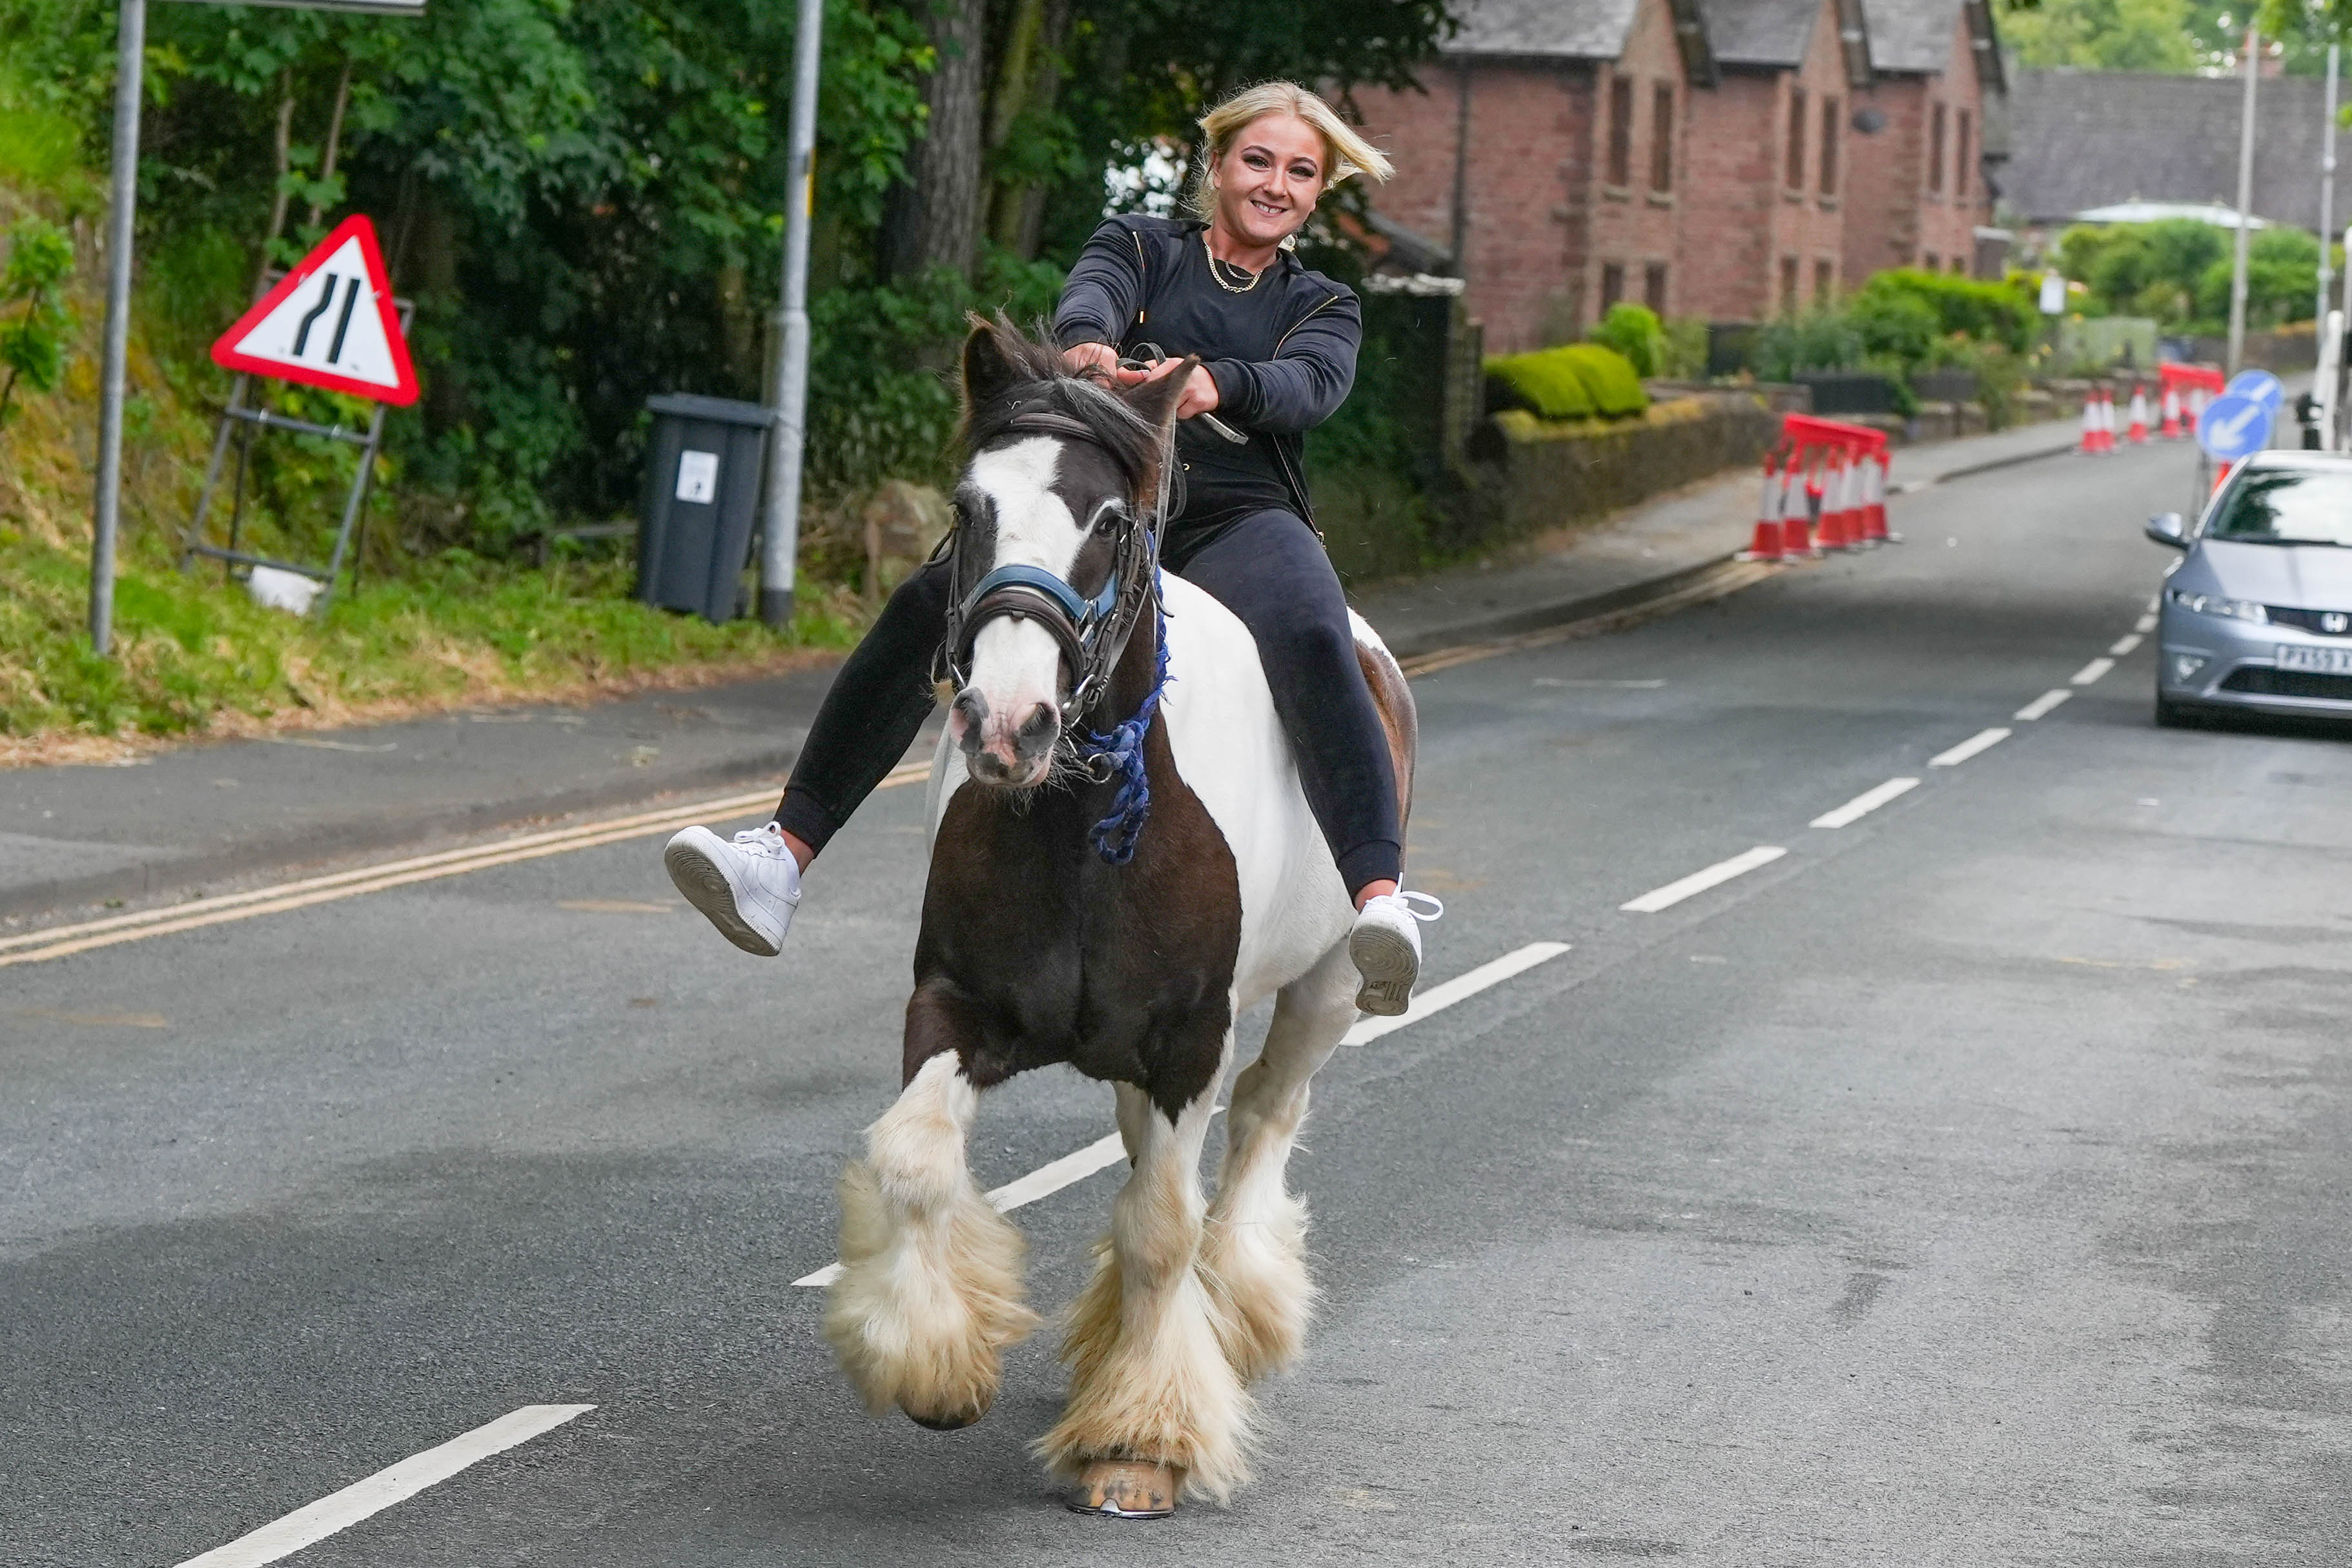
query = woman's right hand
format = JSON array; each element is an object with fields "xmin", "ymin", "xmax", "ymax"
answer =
[{"xmin": 1063, "ymin": 341, "xmax": 1120, "ymax": 376}]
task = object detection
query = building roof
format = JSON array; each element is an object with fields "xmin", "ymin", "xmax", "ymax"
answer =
[
  {"xmin": 1693, "ymin": 0, "xmax": 1822, "ymax": 68},
  {"xmin": 2003, "ymin": 70, "xmax": 2331, "ymax": 230},
  {"xmin": 1445, "ymin": 0, "xmax": 1643, "ymax": 59},
  {"xmin": 1861, "ymin": 0, "xmax": 1954, "ymax": 72}
]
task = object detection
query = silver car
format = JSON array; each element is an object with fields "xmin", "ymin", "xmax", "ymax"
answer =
[{"xmin": 2147, "ymin": 451, "xmax": 2352, "ymax": 727}]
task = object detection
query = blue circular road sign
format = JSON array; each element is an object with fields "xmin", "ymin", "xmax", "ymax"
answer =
[
  {"xmin": 2197, "ymin": 392, "xmax": 2275, "ymax": 462},
  {"xmin": 2225, "ymin": 369, "xmax": 2284, "ymax": 413}
]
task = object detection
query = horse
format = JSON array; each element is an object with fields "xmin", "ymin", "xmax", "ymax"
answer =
[{"xmin": 821, "ymin": 316, "xmax": 1416, "ymax": 1516}]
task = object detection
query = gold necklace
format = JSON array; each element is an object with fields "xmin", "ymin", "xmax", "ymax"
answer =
[{"xmin": 1203, "ymin": 228, "xmax": 1263, "ymax": 294}]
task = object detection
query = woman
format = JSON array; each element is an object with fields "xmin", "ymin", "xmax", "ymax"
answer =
[{"xmin": 664, "ymin": 81, "xmax": 1442, "ymax": 1013}]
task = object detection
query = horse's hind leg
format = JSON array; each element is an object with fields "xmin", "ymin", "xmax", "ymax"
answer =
[
  {"xmin": 1038, "ymin": 1061, "xmax": 1250, "ymax": 1507},
  {"xmin": 1203, "ymin": 941, "xmax": 1359, "ymax": 1384},
  {"xmin": 825, "ymin": 982, "xmax": 1038, "ymax": 1431}
]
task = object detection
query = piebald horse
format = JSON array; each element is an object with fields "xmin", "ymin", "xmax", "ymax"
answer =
[{"xmin": 823, "ymin": 318, "xmax": 1415, "ymax": 1515}]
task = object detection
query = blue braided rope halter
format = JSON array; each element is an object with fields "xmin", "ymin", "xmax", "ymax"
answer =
[{"xmin": 1073, "ymin": 577, "xmax": 1171, "ymax": 866}]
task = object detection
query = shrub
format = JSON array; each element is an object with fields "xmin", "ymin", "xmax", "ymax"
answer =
[
  {"xmin": 1586, "ymin": 302, "xmax": 1664, "ymax": 378},
  {"xmin": 1851, "ymin": 268, "xmax": 2036, "ymax": 354},
  {"xmin": 1486, "ymin": 349, "xmax": 1597, "ymax": 419},
  {"xmin": 1556, "ymin": 344, "xmax": 1649, "ymax": 416}
]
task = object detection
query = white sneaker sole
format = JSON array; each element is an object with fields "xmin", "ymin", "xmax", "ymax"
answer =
[
  {"xmin": 664, "ymin": 833, "xmax": 783, "ymax": 957},
  {"xmin": 1349, "ymin": 919, "xmax": 1419, "ymax": 1017}
]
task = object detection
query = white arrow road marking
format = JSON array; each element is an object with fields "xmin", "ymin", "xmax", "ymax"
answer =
[
  {"xmin": 791, "ymin": 941, "xmax": 1575, "ymax": 1288},
  {"xmin": 1621, "ymin": 846, "xmax": 1787, "ymax": 913},
  {"xmin": 1929, "ymin": 728, "xmax": 2011, "ymax": 767},
  {"xmin": 174, "ymin": 1405, "xmax": 593, "ymax": 1567},
  {"xmin": 2015, "ymin": 689, "xmax": 2072, "ymax": 721},
  {"xmin": 1810, "ymin": 777, "xmax": 1921, "ymax": 829}
]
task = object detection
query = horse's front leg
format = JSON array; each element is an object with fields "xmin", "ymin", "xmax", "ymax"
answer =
[
  {"xmin": 824, "ymin": 979, "xmax": 1038, "ymax": 1430},
  {"xmin": 1203, "ymin": 939, "xmax": 1359, "ymax": 1385},
  {"xmin": 1038, "ymin": 1043, "xmax": 1248, "ymax": 1511}
]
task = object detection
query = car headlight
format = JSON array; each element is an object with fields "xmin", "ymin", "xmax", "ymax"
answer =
[{"xmin": 2169, "ymin": 589, "xmax": 2268, "ymax": 624}]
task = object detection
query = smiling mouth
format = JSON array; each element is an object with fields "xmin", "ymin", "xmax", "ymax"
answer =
[{"xmin": 1249, "ymin": 197, "xmax": 1288, "ymax": 220}]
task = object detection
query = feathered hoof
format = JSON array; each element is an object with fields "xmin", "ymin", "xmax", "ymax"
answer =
[{"xmin": 1069, "ymin": 1459, "xmax": 1184, "ymax": 1519}]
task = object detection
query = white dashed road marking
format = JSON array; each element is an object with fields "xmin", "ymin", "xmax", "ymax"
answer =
[
  {"xmin": 2134, "ymin": 613, "xmax": 2157, "ymax": 633},
  {"xmin": 2109, "ymin": 633, "xmax": 2143, "ymax": 656},
  {"xmin": 2015, "ymin": 689, "xmax": 2072, "ymax": 721},
  {"xmin": 791, "ymin": 941, "xmax": 1575, "ymax": 1287},
  {"xmin": 1810, "ymin": 777, "xmax": 1921, "ymax": 830},
  {"xmin": 2071, "ymin": 657, "xmax": 2116, "ymax": 686},
  {"xmin": 1928, "ymin": 728, "xmax": 2011, "ymax": 767},
  {"xmin": 175, "ymin": 1405, "xmax": 594, "ymax": 1568},
  {"xmin": 1621, "ymin": 847, "xmax": 1788, "ymax": 913}
]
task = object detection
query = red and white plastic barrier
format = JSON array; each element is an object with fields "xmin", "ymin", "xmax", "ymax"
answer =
[{"xmin": 1744, "ymin": 414, "xmax": 1890, "ymax": 563}]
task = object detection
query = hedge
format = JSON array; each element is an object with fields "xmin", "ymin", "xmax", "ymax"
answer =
[{"xmin": 1485, "ymin": 343, "xmax": 1650, "ymax": 422}]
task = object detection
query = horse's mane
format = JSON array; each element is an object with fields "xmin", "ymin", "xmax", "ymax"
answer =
[{"xmin": 961, "ymin": 315, "xmax": 1161, "ymax": 491}]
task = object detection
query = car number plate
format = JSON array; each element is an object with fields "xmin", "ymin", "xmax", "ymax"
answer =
[{"xmin": 2276, "ymin": 643, "xmax": 2352, "ymax": 675}]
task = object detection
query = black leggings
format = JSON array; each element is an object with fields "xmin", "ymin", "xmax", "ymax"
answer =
[{"xmin": 774, "ymin": 508, "xmax": 1402, "ymax": 895}]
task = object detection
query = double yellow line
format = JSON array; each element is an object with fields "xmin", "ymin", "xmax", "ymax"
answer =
[{"xmin": 0, "ymin": 764, "xmax": 931, "ymax": 970}]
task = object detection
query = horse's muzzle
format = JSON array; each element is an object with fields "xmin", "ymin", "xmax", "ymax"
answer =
[{"xmin": 950, "ymin": 686, "xmax": 1060, "ymax": 788}]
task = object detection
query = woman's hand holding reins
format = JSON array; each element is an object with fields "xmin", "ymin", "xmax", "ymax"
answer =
[{"xmin": 1113, "ymin": 358, "xmax": 1221, "ymax": 422}]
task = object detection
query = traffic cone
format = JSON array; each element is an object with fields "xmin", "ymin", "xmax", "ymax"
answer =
[
  {"xmin": 2187, "ymin": 385, "xmax": 2206, "ymax": 434},
  {"xmin": 2127, "ymin": 385, "xmax": 2149, "ymax": 444},
  {"xmin": 1744, "ymin": 455, "xmax": 1786, "ymax": 562},
  {"xmin": 2079, "ymin": 392, "xmax": 2101, "ymax": 454},
  {"xmin": 2098, "ymin": 389, "xmax": 2118, "ymax": 453},
  {"xmin": 1859, "ymin": 451, "xmax": 1890, "ymax": 543},
  {"xmin": 1815, "ymin": 450, "xmax": 1850, "ymax": 551},
  {"xmin": 1784, "ymin": 458, "xmax": 1815, "ymax": 556},
  {"xmin": 1834, "ymin": 449, "xmax": 1868, "ymax": 547},
  {"xmin": 2160, "ymin": 384, "xmax": 2183, "ymax": 440}
]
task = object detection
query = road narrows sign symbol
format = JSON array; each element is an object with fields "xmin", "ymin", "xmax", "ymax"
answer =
[{"xmin": 210, "ymin": 214, "xmax": 418, "ymax": 406}]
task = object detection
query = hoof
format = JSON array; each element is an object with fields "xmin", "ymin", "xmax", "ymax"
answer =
[
  {"xmin": 1068, "ymin": 1459, "xmax": 1182, "ymax": 1519},
  {"xmin": 903, "ymin": 1400, "xmax": 987, "ymax": 1432}
]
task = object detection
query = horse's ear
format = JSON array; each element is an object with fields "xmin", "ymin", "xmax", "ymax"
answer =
[
  {"xmin": 961, "ymin": 316, "xmax": 1023, "ymax": 411},
  {"xmin": 1120, "ymin": 355, "xmax": 1196, "ymax": 434}
]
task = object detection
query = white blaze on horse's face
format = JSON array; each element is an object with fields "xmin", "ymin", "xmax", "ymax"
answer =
[{"xmin": 955, "ymin": 435, "xmax": 1087, "ymax": 788}]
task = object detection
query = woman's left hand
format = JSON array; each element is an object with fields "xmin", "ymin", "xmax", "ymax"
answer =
[{"xmin": 1114, "ymin": 359, "xmax": 1220, "ymax": 421}]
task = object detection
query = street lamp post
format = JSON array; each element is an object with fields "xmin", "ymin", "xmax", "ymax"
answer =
[
  {"xmin": 757, "ymin": 0, "xmax": 824, "ymax": 629},
  {"xmin": 89, "ymin": 0, "xmax": 147, "ymax": 657},
  {"xmin": 2227, "ymin": 21, "xmax": 2260, "ymax": 378}
]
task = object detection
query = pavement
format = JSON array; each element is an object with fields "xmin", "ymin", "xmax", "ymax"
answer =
[
  {"xmin": 9, "ymin": 427, "xmax": 2349, "ymax": 1565},
  {"xmin": 0, "ymin": 415, "xmax": 2086, "ymax": 928}
]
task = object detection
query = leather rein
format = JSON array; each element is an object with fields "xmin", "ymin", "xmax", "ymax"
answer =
[{"xmin": 936, "ymin": 407, "xmax": 1175, "ymax": 733}]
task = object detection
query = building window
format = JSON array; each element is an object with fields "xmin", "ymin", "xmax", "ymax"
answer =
[
  {"xmin": 1815, "ymin": 259, "xmax": 1834, "ymax": 304},
  {"xmin": 1928, "ymin": 103, "xmax": 1947, "ymax": 194},
  {"xmin": 1786, "ymin": 87, "xmax": 1808, "ymax": 189},
  {"xmin": 1819, "ymin": 97, "xmax": 1841, "ymax": 196},
  {"xmin": 1651, "ymin": 83, "xmax": 1675, "ymax": 192},
  {"xmin": 1951, "ymin": 255, "xmax": 1967, "ymax": 276},
  {"xmin": 1607, "ymin": 76, "xmax": 1634, "ymax": 187},
  {"xmin": 1601, "ymin": 262, "xmax": 1627, "ymax": 311},
  {"xmin": 1955, "ymin": 109, "xmax": 1972, "ymax": 200},
  {"xmin": 1779, "ymin": 256, "xmax": 1799, "ymax": 315},
  {"xmin": 1644, "ymin": 262, "xmax": 1668, "ymax": 314},
  {"xmin": 1923, "ymin": 251, "xmax": 1941, "ymax": 272}
]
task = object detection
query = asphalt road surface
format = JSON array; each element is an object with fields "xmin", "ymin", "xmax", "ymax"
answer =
[{"xmin": 8, "ymin": 438, "xmax": 2349, "ymax": 1567}]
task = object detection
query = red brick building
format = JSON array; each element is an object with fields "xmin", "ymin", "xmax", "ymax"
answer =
[{"xmin": 1351, "ymin": 0, "xmax": 2005, "ymax": 352}]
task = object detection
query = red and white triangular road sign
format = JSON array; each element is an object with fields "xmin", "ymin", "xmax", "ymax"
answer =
[{"xmin": 211, "ymin": 214, "xmax": 418, "ymax": 406}]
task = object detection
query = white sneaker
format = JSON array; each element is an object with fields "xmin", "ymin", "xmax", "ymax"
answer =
[
  {"xmin": 1348, "ymin": 890, "xmax": 1444, "ymax": 1016},
  {"xmin": 664, "ymin": 821, "xmax": 802, "ymax": 957}
]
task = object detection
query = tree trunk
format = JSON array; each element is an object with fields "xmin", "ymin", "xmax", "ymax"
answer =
[
  {"xmin": 254, "ymin": 72, "xmax": 295, "ymax": 301},
  {"xmin": 306, "ymin": 57, "xmax": 354, "ymax": 232},
  {"xmin": 983, "ymin": 0, "xmax": 1069, "ymax": 256},
  {"xmin": 914, "ymin": 0, "xmax": 987, "ymax": 279}
]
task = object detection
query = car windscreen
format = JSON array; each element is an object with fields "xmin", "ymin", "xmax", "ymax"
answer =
[{"xmin": 2209, "ymin": 467, "xmax": 2352, "ymax": 546}]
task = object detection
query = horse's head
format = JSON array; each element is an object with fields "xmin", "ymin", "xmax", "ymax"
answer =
[{"xmin": 941, "ymin": 317, "xmax": 1187, "ymax": 789}]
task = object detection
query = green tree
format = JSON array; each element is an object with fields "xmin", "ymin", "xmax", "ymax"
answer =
[
  {"xmin": 2002, "ymin": 0, "xmax": 2202, "ymax": 70},
  {"xmin": 0, "ymin": 217, "xmax": 76, "ymax": 436}
]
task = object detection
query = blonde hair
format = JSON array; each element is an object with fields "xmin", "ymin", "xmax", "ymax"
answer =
[{"xmin": 1189, "ymin": 81, "xmax": 1393, "ymax": 223}]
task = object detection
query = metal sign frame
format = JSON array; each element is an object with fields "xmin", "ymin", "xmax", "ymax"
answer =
[{"xmin": 176, "ymin": 290, "xmax": 415, "ymax": 617}]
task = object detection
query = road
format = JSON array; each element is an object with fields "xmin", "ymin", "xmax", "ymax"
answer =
[{"xmin": 7, "ymin": 436, "xmax": 2349, "ymax": 1566}]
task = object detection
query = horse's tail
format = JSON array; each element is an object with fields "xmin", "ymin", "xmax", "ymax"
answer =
[{"xmin": 1347, "ymin": 609, "xmax": 1415, "ymax": 834}]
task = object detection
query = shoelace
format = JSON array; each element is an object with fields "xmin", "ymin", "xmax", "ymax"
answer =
[
  {"xmin": 1377, "ymin": 890, "xmax": 1444, "ymax": 922},
  {"xmin": 734, "ymin": 822, "xmax": 790, "ymax": 857}
]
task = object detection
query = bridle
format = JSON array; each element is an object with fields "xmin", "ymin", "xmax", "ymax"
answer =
[{"xmin": 936, "ymin": 407, "xmax": 1174, "ymax": 729}]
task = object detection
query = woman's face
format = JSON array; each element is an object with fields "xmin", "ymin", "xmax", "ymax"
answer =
[{"xmin": 1211, "ymin": 112, "xmax": 1328, "ymax": 250}]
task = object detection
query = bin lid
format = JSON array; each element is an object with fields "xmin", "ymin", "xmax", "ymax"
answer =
[{"xmin": 646, "ymin": 392, "xmax": 773, "ymax": 429}]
